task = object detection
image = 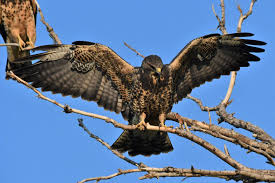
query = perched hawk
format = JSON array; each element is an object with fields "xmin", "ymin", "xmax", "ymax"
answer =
[
  {"xmin": 12, "ymin": 33, "xmax": 265, "ymax": 156},
  {"xmin": 0, "ymin": 0, "xmax": 37, "ymax": 73}
]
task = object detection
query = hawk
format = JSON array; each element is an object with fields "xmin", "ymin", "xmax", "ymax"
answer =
[
  {"xmin": 12, "ymin": 33, "xmax": 265, "ymax": 156},
  {"xmin": 0, "ymin": 0, "xmax": 37, "ymax": 74}
]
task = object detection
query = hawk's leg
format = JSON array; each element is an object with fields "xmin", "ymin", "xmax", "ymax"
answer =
[
  {"xmin": 159, "ymin": 113, "xmax": 168, "ymax": 128},
  {"xmin": 25, "ymin": 40, "xmax": 35, "ymax": 49},
  {"xmin": 17, "ymin": 34, "xmax": 26, "ymax": 50},
  {"xmin": 25, "ymin": 33, "xmax": 35, "ymax": 49},
  {"xmin": 136, "ymin": 112, "xmax": 147, "ymax": 131}
]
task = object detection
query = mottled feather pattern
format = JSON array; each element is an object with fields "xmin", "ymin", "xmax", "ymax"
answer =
[
  {"xmin": 66, "ymin": 44, "xmax": 134, "ymax": 104},
  {"xmin": 13, "ymin": 45, "xmax": 128, "ymax": 114},
  {"xmin": 0, "ymin": 0, "xmax": 37, "ymax": 71},
  {"xmin": 170, "ymin": 33, "xmax": 266, "ymax": 102}
]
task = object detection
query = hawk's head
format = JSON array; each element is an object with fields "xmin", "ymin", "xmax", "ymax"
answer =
[
  {"xmin": 141, "ymin": 55, "xmax": 163, "ymax": 76},
  {"xmin": 141, "ymin": 55, "xmax": 164, "ymax": 85}
]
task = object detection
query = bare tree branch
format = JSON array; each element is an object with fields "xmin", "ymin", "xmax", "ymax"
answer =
[
  {"xmin": 212, "ymin": 0, "xmax": 238, "ymax": 107},
  {"xmin": 78, "ymin": 169, "xmax": 142, "ymax": 183},
  {"xmin": 186, "ymin": 94, "xmax": 220, "ymax": 111},
  {"xmin": 220, "ymin": 0, "xmax": 257, "ymax": 105},
  {"xmin": 217, "ymin": 104, "xmax": 275, "ymax": 148},
  {"xmin": 80, "ymin": 166, "xmax": 275, "ymax": 183},
  {"xmin": 34, "ymin": 0, "xmax": 62, "ymax": 44},
  {"xmin": 0, "ymin": 43, "xmax": 20, "ymax": 47},
  {"xmin": 124, "ymin": 42, "xmax": 145, "ymax": 58},
  {"xmin": 140, "ymin": 167, "xmax": 275, "ymax": 182},
  {"xmin": 167, "ymin": 112, "xmax": 275, "ymax": 165},
  {"xmin": 77, "ymin": 118, "xmax": 141, "ymax": 167},
  {"xmin": 212, "ymin": 0, "xmax": 227, "ymax": 34},
  {"xmin": 237, "ymin": 0, "xmax": 257, "ymax": 32}
]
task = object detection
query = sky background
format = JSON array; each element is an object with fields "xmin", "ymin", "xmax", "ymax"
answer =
[{"xmin": 1, "ymin": 1, "xmax": 275, "ymax": 183}]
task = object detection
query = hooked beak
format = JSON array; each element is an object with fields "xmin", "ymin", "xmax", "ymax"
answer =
[{"xmin": 156, "ymin": 67, "xmax": 162, "ymax": 74}]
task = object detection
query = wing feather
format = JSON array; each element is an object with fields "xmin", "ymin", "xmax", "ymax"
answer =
[
  {"xmin": 169, "ymin": 33, "xmax": 266, "ymax": 102},
  {"xmin": 13, "ymin": 43, "xmax": 135, "ymax": 114}
]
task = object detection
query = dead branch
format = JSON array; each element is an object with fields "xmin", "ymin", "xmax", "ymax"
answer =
[
  {"xmin": 141, "ymin": 168, "xmax": 275, "ymax": 182},
  {"xmin": 77, "ymin": 118, "xmax": 141, "ymax": 167},
  {"xmin": 34, "ymin": 0, "xmax": 62, "ymax": 44},
  {"xmin": 80, "ymin": 166, "xmax": 275, "ymax": 183},
  {"xmin": 0, "ymin": 43, "xmax": 20, "ymax": 47},
  {"xmin": 167, "ymin": 112, "xmax": 275, "ymax": 165},
  {"xmin": 237, "ymin": 0, "xmax": 257, "ymax": 33},
  {"xmin": 220, "ymin": 0, "xmax": 256, "ymax": 105},
  {"xmin": 124, "ymin": 42, "xmax": 145, "ymax": 58},
  {"xmin": 217, "ymin": 104, "xmax": 275, "ymax": 148},
  {"xmin": 212, "ymin": 0, "xmax": 227, "ymax": 34},
  {"xmin": 78, "ymin": 169, "xmax": 142, "ymax": 183},
  {"xmin": 184, "ymin": 94, "xmax": 275, "ymax": 156},
  {"xmin": 186, "ymin": 94, "xmax": 220, "ymax": 111}
]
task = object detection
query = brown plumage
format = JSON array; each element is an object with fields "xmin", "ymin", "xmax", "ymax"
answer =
[
  {"xmin": 12, "ymin": 33, "xmax": 266, "ymax": 156},
  {"xmin": 0, "ymin": 0, "xmax": 37, "ymax": 73}
]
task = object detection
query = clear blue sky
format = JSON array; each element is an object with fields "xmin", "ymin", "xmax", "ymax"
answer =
[{"xmin": 1, "ymin": 1, "xmax": 274, "ymax": 183}]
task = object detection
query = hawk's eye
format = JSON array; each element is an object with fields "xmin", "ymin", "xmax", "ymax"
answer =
[{"xmin": 147, "ymin": 62, "xmax": 155, "ymax": 70}]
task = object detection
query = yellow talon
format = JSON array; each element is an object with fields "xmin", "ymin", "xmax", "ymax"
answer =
[
  {"xmin": 136, "ymin": 120, "xmax": 147, "ymax": 131},
  {"xmin": 17, "ymin": 35, "xmax": 26, "ymax": 51},
  {"xmin": 25, "ymin": 40, "xmax": 35, "ymax": 49},
  {"xmin": 137, "ymin": 112, "xmax": 147, "ymax": 130},
  {"xmin": 159, "ymin": 113, "xmax": 168, "ymax": 128}
]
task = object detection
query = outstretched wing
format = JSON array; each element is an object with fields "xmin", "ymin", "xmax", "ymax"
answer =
[
  {"xmin": 13, "ymin": 42, "xmax": 135, "ymax": 116},
  {"xmin": 168, "ymin": 33, "xmax": 266, "ymax": 102}
]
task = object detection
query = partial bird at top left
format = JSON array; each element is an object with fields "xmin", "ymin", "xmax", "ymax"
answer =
[{"xmin": 0, "ymin": 0, "xmax": 37, "ymax": 77}]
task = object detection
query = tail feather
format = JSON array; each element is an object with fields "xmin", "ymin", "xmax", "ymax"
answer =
[{"xmin": 111, "ymin": 129, "xmax": 173, "ymax": 156}]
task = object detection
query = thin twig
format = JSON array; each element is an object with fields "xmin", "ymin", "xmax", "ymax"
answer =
[
  {"xmin": 186, "ymin": 94, "xmax": 219, "ymax": 111},
  {"xmin": 213, "ymin": 0, "xmax": 238, "ymax": 107},
  {"xmin": 221, "ymin": 71, "xmax": 236, "ymax": 105},
  {"xmin": 221, "ymin": 0, "xmax": 225, "ymax": 29},
  {"xmin": 77, "ymin": 118, "xmax": 141, "ymax": 167},
  {"xmin": 124, "ymin": 42, "xmax": 145, "ymax": 58},
  {"xmin": 212, "ymin": 1, "xmax": 227, "ymax": 34},
  {"xmin": 78, "ymin": 169, "xmax": 142, "ymax": 183},
  {"xmin": 0, "ymin": 43, "xmax": 20, "ymax": 47},
  {"xmin": 212, "ymin": 0, "xmax": 237, "ymax": 106},
  {"xmin": 34, "ymin": 0, "xmax": 62, "ymax": 44},
  {"xmin": 208, "ymin": 109, "xmax": 212, "ymax": 125},
  {"xmin": 220, "ymin": 0, "xmax": 257, "ymax": 105},
  {"xmin": 224, "ymin": 144, "xmax": 230, "ymax": 156},
  {"xmin": 237, "ymin": 0, "xmax": 257, "ymax": 32}
]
